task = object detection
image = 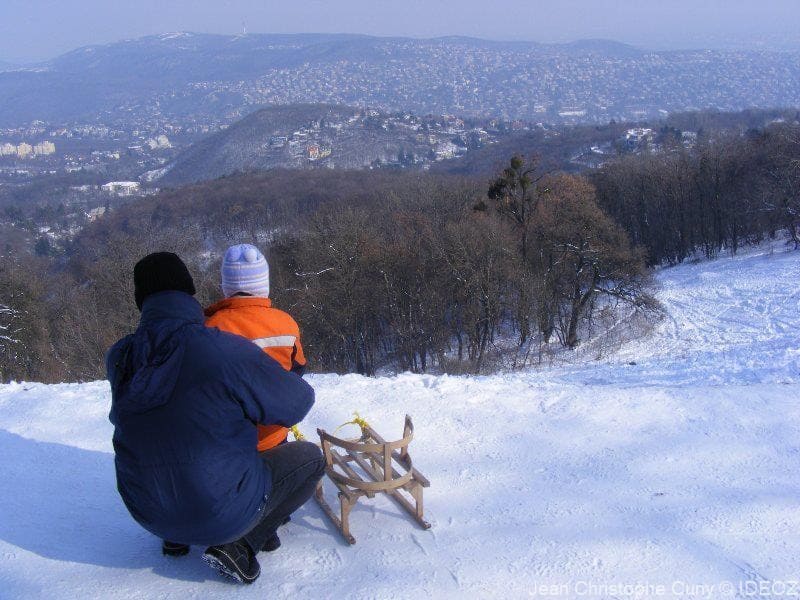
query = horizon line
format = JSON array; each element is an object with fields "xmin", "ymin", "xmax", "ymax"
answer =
[{"xmin": 3, "ymin": 29, "xmax": 798, "ymax": 65}]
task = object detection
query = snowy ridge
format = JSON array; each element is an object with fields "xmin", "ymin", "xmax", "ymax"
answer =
[
  {"xmin": 562, "ymin": 243, "xmax": 800, "ymax": 388},
  {"xmin": 0, "ymin": 246, "xmax": 798, "ymax": 598}
]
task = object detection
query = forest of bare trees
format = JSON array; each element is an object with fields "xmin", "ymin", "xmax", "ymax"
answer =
[
  {"xmin": 592, "ymin": 123, "xmax": 800, "ymax": 264},
  {"xmin": 0, "ymin": 120, "xmax": 797, "ymax": 383}
]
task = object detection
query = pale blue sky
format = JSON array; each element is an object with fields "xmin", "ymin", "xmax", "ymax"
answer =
[{"xmin": 1, "ymin": 0, "xmax": 798, "ymax": 62}]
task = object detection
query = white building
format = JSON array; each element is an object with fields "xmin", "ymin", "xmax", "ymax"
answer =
[
  {"xmin": 146, "ymin": 135, "xmax": 172, "ymax": 150},
  {"xmin": 435, "ymin": 141, "xmax": 459, "ymax": 160},
  {"xmin": 625, "ymin": 128, "xmax": 654, "ymax": 148},
  {"xmin": 33, "ymin": 141, "xmax": 56, "ymax": 156},
  {"xmin": 101, "ymin": 181, "xmax": 141, "ymax": 196},
  {"xmin": 559, "ymin": 108, "xmax": 587, "ymax": 118},
  {"xmin": 17, "ymin": 143, "xmax": 33, "ymax": 158},
  {"xmin": 0, "ymin": 143, "xmax": 16, "ymax": 156}
]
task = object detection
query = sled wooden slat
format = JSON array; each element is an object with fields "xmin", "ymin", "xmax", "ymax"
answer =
[
  {"xmin": 345, "ymin": 449, "xmax": 383, "ymax": 482},
  {"xmin": 328, "ymin": 450, "xmax": 408, "ymax": 496},
  {"xmin": 369, "ymin": 446, "xmax": 416, "ymax": 491},
  {"xmin": 387, "ymin": 486, "xmax": 431, "ymax": 530},
  {"xmin": 325, "ymin": 452, "xmax": 374, "ymax": 499},
  {"xmin": 365, "ymin": 421, "xmax": 431, "ymax": 488},
  {"xmin": 351, "ymin": 445, "xmax": 410, "ymax": 490},
  {"xmin": 314, "ymin": 483, "xmax": 356, "ymax": 545},
  {"xmin": 327, "ymin": 465, "xmax": 414, "ymax": 492},
  {"xmin": 330, "ymin": 448, "xmax": 362, "ymax": 483},
  {"xmin": 345, "ymin": 449, "xmax": 430, "ymax": 528},
  {"xmin": 314, "ymin": 415, "xmax": 431, "ymax": 544},
  {"xmin": 317, "ymin": 431, "xmax": 386, "ymax": 454},
  {"xmin": 346, "ymin": 448, "xmax": 413, "ymax": 495}
]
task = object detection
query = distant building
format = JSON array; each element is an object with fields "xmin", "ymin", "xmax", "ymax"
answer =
[
  {"xmin": 269, "ymin": 136, "xmax": 288, "ymax": 147},
  {"xmin": 33, "ymin": 141, "xmax": 56, "ymax": 156},
  {"xmin": 307, "ymin": 144, "xmax": 320, "ymax": 160},
  {"xmin": 559, "ymin": 109, "xmax": 587, "ymax": 118},
  {"xmin": 86, "ymin": 206, "xmax": 107, "ymax": 221},
  {"xmin": 17, "ymin": 143, "xmax": 33, "ymax": 158},
  {"xmin": 147, "ymin": 135, "xmax": 172, "ymax": 150},
  {"xmin": 625, "ymin": 128, "xmax": 654, "ymax": 148},
  {"xmin": 435, "ymin": 141, "xmax": 459, "ymax": 160},
  {"xmin": 0, "ymin": 143, "xmax": 15, "ymax": 156},
  {"xmin": 101, "ymin": 181, "xmax": 141, "ymax": 196}
]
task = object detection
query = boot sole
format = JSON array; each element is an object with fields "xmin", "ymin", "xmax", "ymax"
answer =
[{"xmin": 202, "ymin": 550, "xmax": 260, "ymax": 584}]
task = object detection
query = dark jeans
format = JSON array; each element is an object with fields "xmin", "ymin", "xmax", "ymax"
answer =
[{"xmin": 240, "ymin": 440, "xmax": 325, "ymax": 553}]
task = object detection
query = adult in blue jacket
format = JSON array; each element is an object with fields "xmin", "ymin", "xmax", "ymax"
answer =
[{"xmin": 107, "ymin": 252, "xmax": 324, "ymax": 584}]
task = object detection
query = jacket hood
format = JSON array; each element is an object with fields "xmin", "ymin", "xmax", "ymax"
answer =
[
  {"xmin": 108, "ymin": 291, "xmax": 203, "ymax": 417},
  {"xmin": 204, "ymin": 295, "xmax": 272, "ymax": 318}
]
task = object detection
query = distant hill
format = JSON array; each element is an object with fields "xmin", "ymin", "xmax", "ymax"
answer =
[
  {"xmin": 0, "ymin": 33, "xmax": 377, "ymax": 124},
  {"xmin": 161, "ymin": 109, "xmax": 595, "ymax": 184},
  {"xmin": 160, "ymin": 105, "xmax": 800, "ymax": 185},
  {"xmin": 431, "ymin": 125, "xmax": 624, "ymax": 176},
  {"xmin": 160, "ymin": 104, "xmax": 448, "ymax": 185},
  {"xmin": 0, "ymin": 33, "xmax": 797, "ymax": 128},
  {"xmin": 557, "ymin": 38, "xmax": 644, "ymax": 58},
  {"xmin": 49, "ymin": 33, "xmax": 379, "ymax": 82},
  {"xmin": 435, "ymin": 107, "xmax": 800, "ymax": 176},
  {"xmin": 160, "ymin": 105, "xmax": 353, "ymax": 184}
]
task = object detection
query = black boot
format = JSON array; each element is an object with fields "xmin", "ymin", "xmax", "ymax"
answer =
[
  {"xmin": 162, "ymin": 540, "xmax": 190, "ymax": 557},
  {"xmin": 262, "ymin": 532, "xmax": 281, "ymax": 552},
  {"xmin": 202, "ymin": 540, "xmax": 260, "ymax": 584},
  {"xmin": 261, "ymin": 515, "xmax": 292, "ymax": 552}
]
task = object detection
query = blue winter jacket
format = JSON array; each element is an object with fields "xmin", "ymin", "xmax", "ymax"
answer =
[{"xmin": 106, "ymin": 291, "xmax": 314, "ymax": 545}]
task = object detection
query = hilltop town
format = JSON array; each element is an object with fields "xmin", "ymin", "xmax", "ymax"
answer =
[
  {"xmin": 157, "ymin": 106, "xmax": 517, "ymax": 184},
  {"xmin": 0, "ymin": 108, "xmax": 505, "ymax": 189},
  {"xmin": 1, "ymin": 34, "xmax": 798, "ymax": 131},
  {"xmin": 201, "ymin": 40, "xmax": 798, "ymax": 124},
  {"xmin": 0, "ymin": 33, "xmax": 796, "ymax": 192},
  {"xmin": 0, "ymin": 119, "xmax": 187, "ymax": 188}
]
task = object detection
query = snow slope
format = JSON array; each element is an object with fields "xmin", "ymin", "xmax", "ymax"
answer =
[{"xmin": 0, "ymin": 244, "xmax": 798, "ymax": 599}]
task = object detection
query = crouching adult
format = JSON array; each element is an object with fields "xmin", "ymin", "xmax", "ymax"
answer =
[{"xmin": 106, "ymin": 252, "xmax": 325, "ymax": 584}]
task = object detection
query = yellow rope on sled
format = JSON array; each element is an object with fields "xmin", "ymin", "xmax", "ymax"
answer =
[
  {"xmin": 291, "ymin": 412, "xmax": 369, "ymax": 443},
  {"xmin": 333, "ymin": 411, "xmax": 370, "ymax": 436}
]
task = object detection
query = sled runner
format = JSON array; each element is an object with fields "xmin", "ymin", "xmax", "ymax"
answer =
[{"xmin": 314, "ymin": 415, "xmax": 430, "ymax": 544}]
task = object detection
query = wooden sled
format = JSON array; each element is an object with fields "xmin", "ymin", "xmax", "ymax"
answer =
[{"xmin": 314, "ymin": 415, "xmax": 431, "ymax": 544}]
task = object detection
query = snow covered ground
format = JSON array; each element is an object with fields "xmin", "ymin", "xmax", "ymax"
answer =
[{"xmin": 0, "ymin": 243, "xmax": 798, "ymax": 599}]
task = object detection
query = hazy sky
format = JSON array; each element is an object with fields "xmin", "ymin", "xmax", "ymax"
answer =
[{"xmin": 1, "ymin": 0, "xmax": 799, "ymax": 62}]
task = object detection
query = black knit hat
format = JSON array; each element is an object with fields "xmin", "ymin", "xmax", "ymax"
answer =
[{"xmin": 133, "ymin": 252, "xmax": 196, "ymax": 310}]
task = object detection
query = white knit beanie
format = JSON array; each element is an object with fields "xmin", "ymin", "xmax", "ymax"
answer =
[{"xmin": 221, "ymin": 244, "xmax": 270, "ymax": 298}]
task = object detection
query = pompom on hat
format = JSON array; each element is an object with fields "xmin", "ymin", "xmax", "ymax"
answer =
[{"xmin": 221, "ymin": 244, "xmax": 270, "ymax": 298}]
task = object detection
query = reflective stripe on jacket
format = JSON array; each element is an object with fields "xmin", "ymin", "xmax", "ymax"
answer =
[{"xmin": 205, "ymin": 296, "xmax": 307, "ymax": 451}]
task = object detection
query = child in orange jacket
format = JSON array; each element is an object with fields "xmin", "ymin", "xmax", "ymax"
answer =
[{"xmin": 205, "ymin": 244, "xmax": 307, "ymax": 451}]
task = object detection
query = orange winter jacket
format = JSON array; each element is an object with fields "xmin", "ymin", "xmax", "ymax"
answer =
[{"xmin": 205, "ymin": 296, "xmax": 307, "ymax": 451}]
